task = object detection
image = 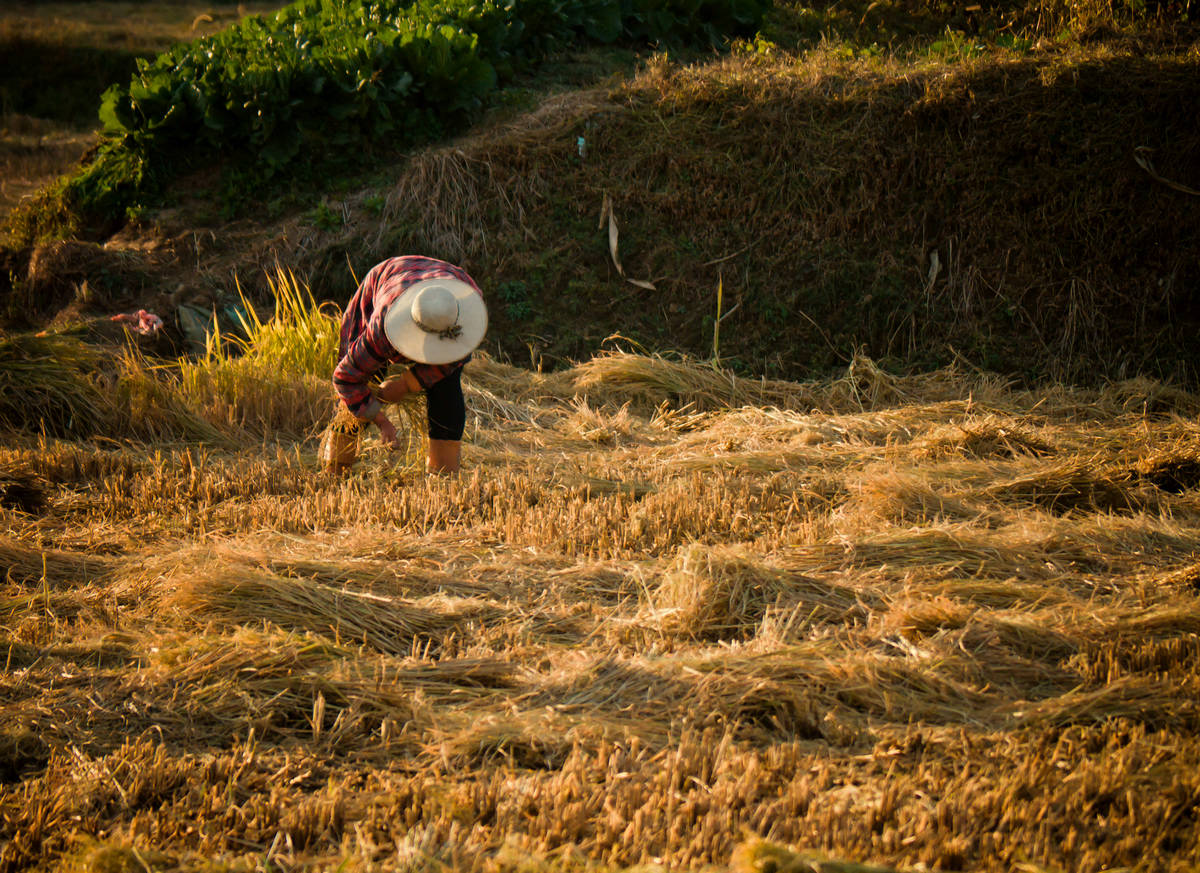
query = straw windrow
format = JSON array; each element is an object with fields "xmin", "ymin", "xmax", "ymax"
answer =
[{"xmin": 4, "ymin": 347, "xmax": 1200, "ymax": 873}]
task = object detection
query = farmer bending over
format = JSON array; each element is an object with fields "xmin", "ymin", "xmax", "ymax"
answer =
[{"xmin": 326, "ymin": 256, "xmax": 488, "ymax": 474}]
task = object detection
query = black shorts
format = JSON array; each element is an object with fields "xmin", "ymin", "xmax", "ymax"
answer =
[{"xmin": 425, "ymin": 367, "xmax": 466, "ymax": 441}]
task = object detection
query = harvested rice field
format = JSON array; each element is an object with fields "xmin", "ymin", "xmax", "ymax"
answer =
[{"xmin": 3, "ymin": 350, "xmax": 1200, "ymax": 873}]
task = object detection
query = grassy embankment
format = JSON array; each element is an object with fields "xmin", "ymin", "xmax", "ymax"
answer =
[{"xmin": 2, "ymin": 1, "xmax": 1199, "ymax": 384}]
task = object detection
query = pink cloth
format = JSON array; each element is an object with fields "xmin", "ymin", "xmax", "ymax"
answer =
[{"xmin": 111, "ymin": 310, "xmax": 164, "ymax": 336}]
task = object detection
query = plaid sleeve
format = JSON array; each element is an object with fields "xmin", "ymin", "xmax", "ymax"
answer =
[{"xmin": 333, "ymin": 326, "xmax": 391, "ymax": 420}]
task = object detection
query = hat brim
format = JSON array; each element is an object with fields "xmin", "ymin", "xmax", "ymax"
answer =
[{"xmin": 382, "ymin": 278, "xmax": 488, "ymax": 365}]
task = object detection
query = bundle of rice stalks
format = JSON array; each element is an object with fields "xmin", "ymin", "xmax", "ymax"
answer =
[
  {"xmin": 562, "ymin": 397, "xmax": 639, "ymax": 445},
  {"xmin": 919, "ymin": 578, "xmax": 1077, "ymax": 610},
  {"xmin": 1005, "ymin": 676, "xmax": 1198, "ymax": 729},
  {"xmin": 875, "ymin": 596, "xmax": 970, "ymax": 641},
  {"xmin": 571, "ymin": 350, "xmax": 811, "ymax": 413},
  {"xmin": 168, "ymin": 565, "xmax": 501, "ymax": 655},
  {"xmin": 983, "ymin": 614, "xmax": 1081, "ymax": 661},
  {"xmin": 785, "ymin": 528, "xmax": 1046, "ymax": 578},
  {"xmin": 1150, "ymin": 561, "xmax": 1200, "ymax": 591},
  {"xmin": 0, "ymin": 333, "xmax": 112, "ymax": 438},
  {"xmin": 825, "ymin": 655, "xmax": 992, "ymax": 724},
  {"xmin": 464, "ymin": 383, "xmax": 544, "ymax": 428},
  {"xmin": 0, "ymin": 536, "xmax": 113, "ymax": 587},
  {"xmin": 1097, "ymin": 377, "xmax": 1200, "ymax": 418},
  {"xmin": 0, "ymin": 467, "xmax": 44, "ymax": 514},
  {"xmin": 1111, "ymin": 606, "xmax": 1200, "ymax": 640},
  {"xmin": 909, "ymin": 418, "xmax": 1054, "ymax": 460},
  {"xmin": 1133, "ymin": 450, "xmax": 1200, "ymax": 494},
  {"xmin": 984, "ymin": 458, "xmax": 1149, "ymax": 515},
  {"xmin": 423, "ymin": 710, "xmax": 575, "ymax": 769},
  {"xmin": 143, "ymin": 629, "xmax": 425, "ymax": 741},
  {"xmin": 824, "ymin": 354, "xmax": 914, "ymax": 412},
  {"xmin": 821, "ymin": 355, "xmax": 1014, "ymax": 413},
  {"xmin": 461, "ymin": 351, "xmax": 562, "ymax": 402},
  {"xmin": 649, "ymin": 544, "xmax": 861, "ymax": 640},
  {"xmin": 840, "ymin": 472, "xmax": 984, "ymax": 526},
  {"xmin": 689, "ymin": 670, "xmax": 836, "ymax": 740},
  {"xmin": 353, "ymin": 393, "xmax": 427, "ymax": 471}
]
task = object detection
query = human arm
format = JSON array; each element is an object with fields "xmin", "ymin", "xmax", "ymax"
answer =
[{"xmin": 332, "ymin": 327, "xmax": 391, "ymax": 422}]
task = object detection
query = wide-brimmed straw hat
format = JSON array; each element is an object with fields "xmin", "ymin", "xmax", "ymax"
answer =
[{"xmin": 382, "ymin": 277, "xmax": 488, "ymax": 365}]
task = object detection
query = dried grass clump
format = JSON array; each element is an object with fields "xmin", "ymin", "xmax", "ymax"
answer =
[
  {"xmin": 1007, "ymin": 677, "xmax": 1199, "ymax": 729},
  {"xmin": 840, "ymin": 472, "xmax": 984, "ymax": 527},
  {"xmin": 561, "ymin": 398, "xmax": 639, "ymax": 445},
  {"xmin": 65, "ymin": 843, "xmax": 177, "ymax": 873},
  {"xmin": 378, "ymin": 90, "xmax": 612, "ymax": 262},
  {"xmin": 984, "ymin": 458, "xmax": 1149, "ymax": 515},
  {"xmin": 571, "ymin": 350, "xmax": 817, "ymax": 413},
  {"xmin": 135, "ymin": 629, "xmax": 461, "ymax": 742},
  {"xmin": 0, "ymin": 333, "xmax": 111, "ymax": 438},
  {"xmin": 0, "ymin": 466, "xmax": 44, "ymax": 514},
  {"xmin": 1152, "ymin": 561, "xmax": 1200, "ymax": 591},
  {"xmin": 649, "ymin": 544, "xmax": 859, "ymax": 640},
  {"xmin": 1097, "ymin": 377, "xmax": 1200, "ymax": 418},
  {"xmin": 1133, "ymin": 450, "xmax": 1200, "ymax": 494},
  {"xmin": 984, "ymin": 614, "xmax": 1080, "ymax": 661},
  {"xmin": 875, "ymin": 596, "xmax": 971, "ymax": 641},
  {"xmin": 168, "ymin": 563, "xmax": 500, "ymax": 655},
  {"xmin": 0, "ymin": 536, "xmax": 113, "ymax": 587},
  {"xmin": 910, "ymin": 418, "xmax": 1054, "ymax": 460},
  {"xmin": 424, "ymin": 711, "xmax": 575, "ymax": 770}
]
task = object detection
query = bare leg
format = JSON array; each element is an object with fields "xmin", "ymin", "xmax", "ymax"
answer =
[{"xmin": 427, "ymin": 439, "xmax": 461, "ymax": 474}]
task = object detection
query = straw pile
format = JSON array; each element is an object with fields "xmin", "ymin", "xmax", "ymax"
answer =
[
  {"xmin": 0, "ymin": 467, "xmax": 43, "ymax": 514},
  {"xmin": 0, "ymin": 333, "xmax": 110, "ymax": 437},
  {"xmin": 6, "ymin": 348, "xmax": 1200, "ymax": 873},
  {"xmin": 169, "ymin": 564, "xmax": 501, "ymax": 656},
  {"xmin": 0, "ymin": 536, "xmax": 113, "ymax": 587},
  {"xmin": 649, "ymin": 544, "xmax": 862, "ymax": 640}
]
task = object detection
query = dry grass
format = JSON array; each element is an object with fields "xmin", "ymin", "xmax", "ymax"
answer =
[{"xmin": 3, "ymin": 350, "xmax": 1200, "ymax": 873}]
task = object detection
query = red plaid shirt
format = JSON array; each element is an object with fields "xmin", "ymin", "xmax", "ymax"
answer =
[{"xmin": 334, "ymin": 256, "xmax": 482, "ymax": 421}]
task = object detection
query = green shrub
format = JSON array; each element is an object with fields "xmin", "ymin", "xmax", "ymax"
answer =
[{"xmin": 70, "ymin": 0, "xmax": 770, "ymax": 225}]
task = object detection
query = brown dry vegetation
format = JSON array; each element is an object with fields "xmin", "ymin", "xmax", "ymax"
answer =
[{"xmin": 3, "ymin": 352, "xmax": 1200, "ymax": 872}]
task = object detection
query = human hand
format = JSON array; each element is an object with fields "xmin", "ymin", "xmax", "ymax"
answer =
[
  {"xmin": 377, "ymin": 378, "xmax": 410, "ymax": 403},
  {"xmin": 374, "ymin": 413, "xmax": 400, "ymax": 450},
  {"xmin": 378, "ymin": 370, "xmax": 421, "ymax": 403}
]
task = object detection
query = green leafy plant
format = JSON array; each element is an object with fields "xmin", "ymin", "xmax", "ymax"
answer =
[
  {"xmin": 498, "ymin": 280, "xmax": 532, "ymax": 321},
  {"xmin": 59, "ymin": 0, "xmax": 772, "ymax": 230},
  {"xmin": 307, "ymin": 202, "xmax": 344, "ymax": 231}
]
